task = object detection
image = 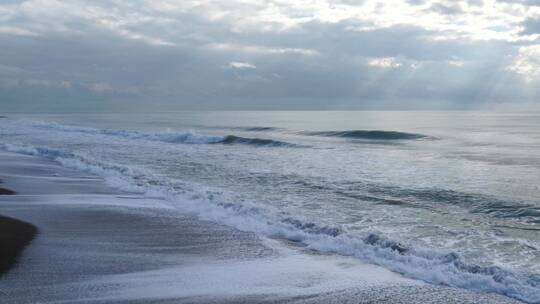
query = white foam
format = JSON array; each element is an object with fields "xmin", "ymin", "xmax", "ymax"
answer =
[{"xmin": 87, "ymin": 248, "xmax": 413, "ymax": 302}]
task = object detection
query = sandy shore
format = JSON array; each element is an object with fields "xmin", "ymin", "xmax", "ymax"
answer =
[{"xmin": 0, "ymin": 150, "xmax": 524, "ymax": 303}]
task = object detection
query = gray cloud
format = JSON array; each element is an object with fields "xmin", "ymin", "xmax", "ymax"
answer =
[
  {"xmin": 521, "ymin": 17, "xmax": 540, "ymax": 35},
  {"xmin": 499, "ymin": 0, "xmax": 540, "ymax": 6},
  {"xmin": 0, "ymin": 0, "xmax": 539, "ymax": 111},
  {"xmin": 428, "ymin": 2, "xmax": 464, "ymax": 15}
]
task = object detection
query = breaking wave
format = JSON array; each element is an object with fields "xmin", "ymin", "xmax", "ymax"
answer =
[
  {"xmin": 1, "ymin": 141, "xmax": 539, "ymax": 303},
  {"xmin": 220, "ymin": 135, "xmax": 298, "ymax": 147},
  {"xmin": 303, "ymin": 130, "xmax": 429, "ymax": 140},
  {"xmin": 240, "ymin": 127, "xmax": 279, "ymax": 132},
  {"xmin": 24, "ymin": 120, "xmax": 297, "ymax": 147}
]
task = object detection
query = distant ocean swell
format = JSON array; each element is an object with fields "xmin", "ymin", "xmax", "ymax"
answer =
[
  {"xmin": 301, "ymin": 130, "xmax": 429, "ymax": 140},
  {"xmin": 239, "ymin": 126, "xmax": 279, "ymax": 132},
  {"xmin": 220, "ymin": 135, "xmax": 299, "ymax": 147},
  {"xmin": 23, "ymin": 120, "xmax": 432, "ymax": 147},
  {"xmin": 1, "ymin": 141, "xmax": 539, "ymax": 303},
  {"xmin": 25, "ymin": 120, "xmax": 298, "ymax": 147}
]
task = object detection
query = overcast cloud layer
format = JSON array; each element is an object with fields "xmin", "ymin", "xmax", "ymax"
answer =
[{"xmin": 1, "ymin": 0, "xmax": 540, "ymax": 111}]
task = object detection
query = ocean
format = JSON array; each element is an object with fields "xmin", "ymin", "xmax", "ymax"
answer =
[{"xmin": 0, "ymin": 111, "xmax": 539, "ymax": 303}]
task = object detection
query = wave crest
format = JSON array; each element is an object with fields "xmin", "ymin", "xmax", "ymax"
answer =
[
  {"xmin": 303, "ymin": 130, "xmax": 429, "ymax": 140},
  {"xmin": 221, "ymin": 135, "xmax": 298, "ymax": 147},
  {"xmin": 25, "ymin": 120, "xmax": 297, "ymax": 147},
  {"xmin": 241, "ymin": 127, "xmax": 278, "ymax": 132}
]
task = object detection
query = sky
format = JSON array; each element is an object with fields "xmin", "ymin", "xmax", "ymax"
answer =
[{"xmin": 0, "ymin": 0, "xmax": 539, "ymax": 111}]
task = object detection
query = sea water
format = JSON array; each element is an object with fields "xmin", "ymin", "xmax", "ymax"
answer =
[{"xmin": 0, "ymin": 111, "xmax": 538, "ymax": 303}]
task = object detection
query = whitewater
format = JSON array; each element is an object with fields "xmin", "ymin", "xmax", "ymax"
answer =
[{"xmin": 0, "ymin": 112, "xmax": 539, "ymax": 303}]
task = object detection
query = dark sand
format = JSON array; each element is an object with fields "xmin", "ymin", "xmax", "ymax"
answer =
[
  {"xmin": 0, "ymin": 215, "xmax": 37, "ymax": 276},
  {"xmin": 0, "ymin": 187, "xmax": 16, "ymax": 195},
  {"xmin": 0, "ymin": 179, "xmax": 36, "ymax": 277},
  {"xmin": 0, "ymin": 151, "xmax": 524, "ymax": 303}
]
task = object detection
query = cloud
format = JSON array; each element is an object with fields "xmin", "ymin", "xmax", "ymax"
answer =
[
  {"xmin": 0, "ymin": 26, "xmax": 39, "ymax": 36},
  {"xmin": 0, "ymin": 64, "xmax": 26, "ymax": 74},
  {"xmin": 87, "ymin": 82, "xmax": 141, "ymax": 94},
  {"xmin": 0, "ymin": 78, "xmax": 72, "ymax": 89},
  {"xmin": 521, "ymin": 17, "xmax": 540, "ymax": 36},
  {"xmin": 207, "ymin": 43, "xmax": 318, "ymax": 56},
  {"xmin": 228, "ymin": 62, "xmax": 256, "ymax": 69},
  {"xmin": 509, "ymin": 45, "xmax": 540, "ymax": 82},
  {"xmin": 367, "ymin": 57, "xmax": 403, "ymax": 69},
  {"xmin": 499, "ymin": 0, "xmax": 540, "ymax": 6},
  {"xmin": 0, "ymin": 0, "xmax": 539, "ymax": 111},
  {"xmin": 428, "ymin": 2, "xmax": 464, "ymax": 15}
]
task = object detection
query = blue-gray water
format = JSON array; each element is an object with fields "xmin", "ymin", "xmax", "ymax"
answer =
[{"xmin": 0, "ymin": 111, "xmax": 539, "ymax": 303}]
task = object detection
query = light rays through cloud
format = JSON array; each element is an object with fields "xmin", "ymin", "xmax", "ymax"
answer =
[{"xmin": 0, "ymin": 0, "xmax": 539, "ymax": 111}]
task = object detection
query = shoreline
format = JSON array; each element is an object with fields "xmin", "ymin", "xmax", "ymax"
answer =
[{"xmin": 0, "ymin": 150, "xmax": 524, "ymax": 303}]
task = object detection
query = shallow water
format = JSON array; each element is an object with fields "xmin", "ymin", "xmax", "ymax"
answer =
[{"xmin": 0, "ymin": 111, "xmax": 539, "ymax": 303}]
